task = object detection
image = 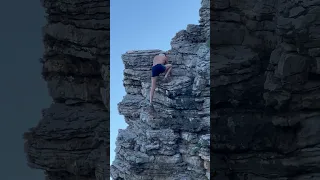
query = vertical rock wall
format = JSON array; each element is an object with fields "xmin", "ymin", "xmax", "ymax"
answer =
[
  {"xmin": 24, "ymin": 0, "xmax": 110, "ymax": 179},
  {"xmin": 111, "ymin": 0, "xmax": 210, "ymax": 179},
  {"xmin": 212, "ymin": 0, "xmax": 320, "ymax": 179}
]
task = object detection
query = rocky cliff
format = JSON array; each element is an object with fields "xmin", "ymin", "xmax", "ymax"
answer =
[
  {"xmin": 212, "ymin": 0, "xmax": 320, "ymax": 179},
  {"xmin": 110, "ymin": 0, "xmax": 210, "ymax": 179},
  {"xmin": 24, "ymin": 0, "xmax": 110, "ymax": 179}
]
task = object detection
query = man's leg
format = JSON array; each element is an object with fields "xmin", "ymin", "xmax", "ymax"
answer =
[
  {"xmin": 164, "ymin": 64, "xmax": 172, "ymax": 79},
  {"xmin": 149, "ymin": 77, "xmax": 157, "ymax": 104}
]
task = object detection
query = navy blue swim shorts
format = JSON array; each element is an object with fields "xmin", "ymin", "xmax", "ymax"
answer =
[{"xmin": 151, "ymin": 64, "xmax": 166, "ymax": 77}]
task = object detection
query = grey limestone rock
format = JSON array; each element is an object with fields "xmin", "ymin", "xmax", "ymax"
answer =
[
  {"xmin": 24, "ymin": 0, "xmax": 109, "ymax": 179},
  {"xmin": 111, "ymin": 0, "xmax": 210, "ymax": 179},
  {"xmin": 212, "ymin": 0, "xmax": 320, "ymax": 179}
]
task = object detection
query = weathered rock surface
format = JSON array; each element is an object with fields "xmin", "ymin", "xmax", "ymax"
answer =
[
  {"xmin": 111, "ymin": 0, "xmax": 210, "ymax": 179},
  {"xmin": 212, "ymin": 0, "xmax": 320, "ymax": 179},
  {"xmin": 24, "ymin": 0, "xmax": 109, "ymax": 179}
]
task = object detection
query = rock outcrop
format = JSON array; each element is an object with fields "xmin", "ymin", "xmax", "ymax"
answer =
[
  {"xmin": 24, "ymin": 0, "xmax": 109, "ymax": 179},
  {"xmin": 111, "ymin": 0, "xmax": 210, "ymax": 179},
  {"xmin": 212, "ymin": 0, "xmax": 320, "ymax": 179}
]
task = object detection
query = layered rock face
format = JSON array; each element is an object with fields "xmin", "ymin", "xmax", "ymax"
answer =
[
  {"xmin": 24, "ymin": 0, "xmax": 109, "ymax": 179},
  {"xmin": 212, "ymin": 0, "xmax": 320, "ymax": 179},
  {"xmin": 111, "ymin": 0, "xmax": 210, "ymax": 179}
]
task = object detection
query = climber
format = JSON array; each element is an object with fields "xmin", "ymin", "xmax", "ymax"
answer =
[{"xmin": 149, "ymin": 53, "xmax": 172, "ymax": 105}]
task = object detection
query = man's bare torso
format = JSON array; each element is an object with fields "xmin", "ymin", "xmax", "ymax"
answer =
[{"xmin": 153, "ymin": 55, "xmax": 167, "ymax": 66}]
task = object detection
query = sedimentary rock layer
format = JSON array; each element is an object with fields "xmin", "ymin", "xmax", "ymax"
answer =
[
  {"xmin": 212, "ymin": 0, "xmax": 320, "ymax": 179},
  {"xmin": 111, "ymin": 0, "xmax": 210, "ymax": 179},
  {"xmin": 24, "ymin": 0, "xmax": 110, "ymax": 179}
]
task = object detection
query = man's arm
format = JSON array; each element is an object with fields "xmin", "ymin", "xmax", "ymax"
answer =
[{"xmin": 165, "ymin": 56, "xmax": 169, "ymax": 64}]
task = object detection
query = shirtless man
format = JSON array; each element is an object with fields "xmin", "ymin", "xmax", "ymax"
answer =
[{"xmin": 149, "ymin": 53, "xmax": 172, "ymax": 104}]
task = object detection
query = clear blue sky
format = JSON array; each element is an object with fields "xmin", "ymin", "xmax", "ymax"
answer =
[{"xmin": 110, "ymin": 0, "xmax": 201, "ymax": 168}]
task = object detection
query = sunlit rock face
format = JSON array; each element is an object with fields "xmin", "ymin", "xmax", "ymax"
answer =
[
  {"xmin": 24, "ymin": 0, "xmax": 110, "ymax": 179},
  {"xmin": 111, "ymin": 0, "xmax": 210, "ymax": 179},
  {"xmin": 212, "ymin": 0, "xmax": 320, "ymax": 179}
]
